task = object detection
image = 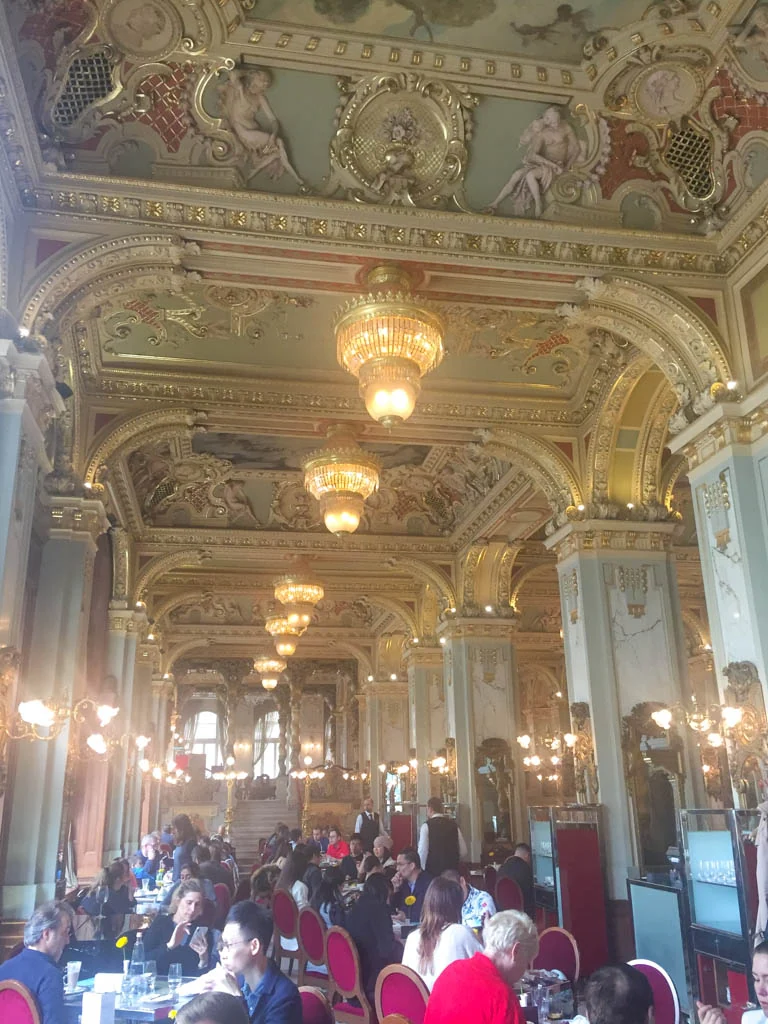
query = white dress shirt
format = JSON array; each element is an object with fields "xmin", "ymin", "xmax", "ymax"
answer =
[
  {"xmin": 418, "ymin": 815, "xmax": 468, "ymax": 869},
  {"xmin": 354, "ymin": 811, "xmax": 389, "ymax": 839}
]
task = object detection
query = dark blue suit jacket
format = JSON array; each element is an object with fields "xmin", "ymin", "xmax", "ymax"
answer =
[
  {"xmin": 390, "ymin": 870, "xmax": 433, "ymax": 922},
  {"xmin": 241, "ymin": 961, "xmax": 302, "ymax": 1024},
  {"xmin": 0, "ymin": 946, "xmax": 66, "ymax": 1024}
]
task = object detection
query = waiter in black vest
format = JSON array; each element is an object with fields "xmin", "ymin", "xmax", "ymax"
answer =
[
  {"xmin": 418, "ymin": 796, "xmax": 468, "ymax": 876},
  {"xmin": 355, "ymin": 795, "xmax": 389, "ymax": 853}
]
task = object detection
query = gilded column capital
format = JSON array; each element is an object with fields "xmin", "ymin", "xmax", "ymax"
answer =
[
  {"xmin": 46, "ymin": 495, "xmax": 109, "ymax": 545},
  {"xmin": 403, "ymin": 644, "xmax": 443, "ymax": 669},
  {"xmin": 667, "ymin": 384, "xmax": 768, "ymax": 470},
  {"xmin": 544, "ymin": 519, "xmax": 678, "ymax": 562},
  {"xmin": 437, "ymin": 615, "xmax": 518, "ymax": 642},
  {"xmin": 361, "ymin": 679, "xmax": 409, "ymax": 699},
  {"xmin": 151, "ymin": 674, "xmax": 175, "ymax": 699},
  {"xmin": 0, "ymin": 338, "xmax": 64, "ymax": 440}
]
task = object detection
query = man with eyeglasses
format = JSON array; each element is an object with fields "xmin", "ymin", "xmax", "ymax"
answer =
[{"xmin": 201, "ymin": 901, "xmax": 300, "ymax": 1023}]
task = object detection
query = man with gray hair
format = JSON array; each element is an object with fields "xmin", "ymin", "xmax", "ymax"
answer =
[
  {"xmin": 0, "ymin": 899, "xmax": 74, "ymax": 1023},
  {"xmin": 424, "ymin": 909, "xmax": 539, "ymax": 1024}
]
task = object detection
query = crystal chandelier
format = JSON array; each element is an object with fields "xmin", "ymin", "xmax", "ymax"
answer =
[
  {"xmin": 303, "ymin": 425, "xmax": 380, "ymax": 535},
  {"xmin": 253, "ymin": 655, "xmax": 286, "ymax": 691},
  {"xmin": 265, "ymin": 614, "xmax": 305, "ymax": 657},
  {"xmin": 274, "ymin": 569, "xmax": 324, "ymax": 629},
  {"xmin": 335, "ymin": 265, "xmax": 444, "ymax": 427}
]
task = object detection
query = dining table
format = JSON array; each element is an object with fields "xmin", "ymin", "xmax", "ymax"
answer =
[{"xmin": 63, "ymin": 976, "xmax": 198, "ymax": 1023}]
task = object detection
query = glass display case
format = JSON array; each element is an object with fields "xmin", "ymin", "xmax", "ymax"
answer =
[
  {"xmin": 628, "ymin": 878, "xmax": 692, "ymax": 1015},
  {"xmin": 528, "ymin": 805, "xmax": 609, "ymax": 975},
  {"xmin": 679, "ymin": 808, "xmax": 759, "ymax": 1008}
]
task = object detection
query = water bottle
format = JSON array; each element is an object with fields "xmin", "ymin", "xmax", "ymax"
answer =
[
  {"xmin": 130, "ymin": 934, "xmax": 145, "ymax": 972},
  {"xmin": 156, "ymin": 865, "xmax": 164, "ymax": 887}
]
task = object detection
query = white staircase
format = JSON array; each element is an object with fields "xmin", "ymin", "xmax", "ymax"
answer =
[{"xmin": 231, "ymin": 797, "xmax": 299, "ymax": 868}]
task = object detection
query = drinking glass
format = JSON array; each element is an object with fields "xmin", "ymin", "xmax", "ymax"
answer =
[
  {"xmin": 65, "ymin": 961, "xmax": 82, "ymax": 993},
  {"xmin": 141, "ymin": 877, "xmax": 151, "ymax": 894},
  {"xmin": 168, "ymin": 962, "xmax": 182, "ymax": 998},
  {"xmin": 145, "ymin": 960, "xmax": 157, "ymax": 994}
]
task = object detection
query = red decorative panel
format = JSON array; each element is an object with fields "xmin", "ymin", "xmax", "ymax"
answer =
[
  {"xmin": 19, "ymin": 0, "xmax": 91, "ymax": 66},
  {"xmin": 689, "ymin": 296, "xmax": 718, "ymax": 324},
  {"xmin": 35, "ymin": 238, "xmax": 70, "ymax": 267},
  {"xmin": 555, "ymin": 826, "xmax": 609, "ymax": 975},
  {"xmin": 122, "ymin": 63, "xmax": 194, "ymax": 153},
  {"xmin": 712, "ymin": 70, "xmax": 768, "ymax": 143},
  {"xmin": 599, "ymin": 120, "xmax": 657, "ymax": 200},
  {"xmin": 389, "ymin": 813, "xmax": 414, "ymax": 858}
]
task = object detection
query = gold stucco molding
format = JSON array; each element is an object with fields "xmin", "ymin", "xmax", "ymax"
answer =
[
  {"xmin": 667, "ymin": 381, "xmax": 768, "ymax": 469},
  {"xmin": 544, "ymin": 519, "xmax": 679, "ymax": 562},
  {"xmin": 46, "ymin": 495, "xmax": 110, "ymax": 544}
]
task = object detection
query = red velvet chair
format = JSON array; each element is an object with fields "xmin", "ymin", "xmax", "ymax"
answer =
[
  {"xmin": 325, "ymin": 925, "xmax": 373, "ymax": 1024},
  {"xmin": 533, "ymin": 926, "xmax": 580, "ymax": 984},
  {"xmin": 628, "ymin": 959, "xmax": 680, "ymax": 1024},
  {"xmin": 298, "ymin": 907, "xmax": 329, "ymax": 990},
  {"xmin": 272, "ymin": 888, "xmax": 300, "ymax": 976},
  {"xmin": 213, "ymin": 883, "xmax": 231, "ymax": 929},
  {"xmin": 0, "ymin": 979, "xmax": 41, "ymax": 1024},
  {"xmin": 199, "ymin": 898, "xmax": 217, "ymax": 928},
  {"xmin": 375, "ymin": 964, "xmax": 430, "ymax": 1024},
  {"xmin": 380, "ymin": 1016, "xmax": 412, "ymax": 1024},
  {"xmin": 299, "ymin": 986, "xmax": 334, "ymax": 1024},
  {"xmin": 483, "ymin": 865, "xmax": 498, "ymax": 895},
  {"xmin": 495, "ymin": 876, "xmax": 524, "ymax": 912}
]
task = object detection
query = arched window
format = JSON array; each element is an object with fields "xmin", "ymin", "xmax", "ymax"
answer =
[
  {"xmin": 190, "ymin": 710, "xmax": 221, "ymax": 771},
  {"xmin": 253, "ymin": 710, "xmax": 281, "ymax": 779}
]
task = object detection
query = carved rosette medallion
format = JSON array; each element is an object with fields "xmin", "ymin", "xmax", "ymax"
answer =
[{"xmin": 327, "ymin": 72, "xmax": 476, "ymax": 209}]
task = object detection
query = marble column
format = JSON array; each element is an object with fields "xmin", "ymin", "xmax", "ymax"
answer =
[
  {"xmin": 123, "ymin": 658, "xmax": 153, "ymax": 852},
  {"xmin": 544, "ymin": 521, "xmax": 699, "ymax": 899},
  {"xmin": 1, "ymin": 497, "xmax": 107, "ymax": 919},
  {"xmin": 362, "ymin": 679, "xmax": 409, "ymax": 812},
  {"xmin": 669, "ymin": 395, "xmax": 768, "ymax": 709},
  {"xmin": 0, "ymin": 339, "xmax": 62, "ymax": 651},
  {"xmin": 275, "ymin": 685, "xmax": 289, "ymax": 777},
  {"xmin": 436, "ymin": 618, "xmax": 521, "ymax": 861},
  {"xmin": 404, "ymin": 645, "xmax": 444, "ymax": 814},
  {"xmin": 103, "ymin": 609, "xmax": 140, "ymax": 860},
  {"xmin": 149, "ymin": 675, "xmax": 172, "ymax": 832}
]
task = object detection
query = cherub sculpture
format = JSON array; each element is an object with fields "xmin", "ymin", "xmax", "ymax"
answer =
[
  {"xmin": 217, "ymin": 68, "xmax": 303, "ymax": 186},
  {"xmin": 487, "ymin": 106, "xmax": 583, "ymax": 218}
]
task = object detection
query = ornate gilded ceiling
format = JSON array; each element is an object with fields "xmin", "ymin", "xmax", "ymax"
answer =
[{"xmin": 0, "ymin": 0, "xmax": 753, "ymax": 681}]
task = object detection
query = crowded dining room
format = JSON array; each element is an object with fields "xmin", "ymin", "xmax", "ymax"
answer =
[{"xmin": 2, "ymin": 0, "xmax": 768, "ymax": 1022}]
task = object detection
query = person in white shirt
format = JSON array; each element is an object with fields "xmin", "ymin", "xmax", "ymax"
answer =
[
  {"xmin": 355, "ymin": 796, "xmax": 389, "ymax": 852},
  {"xmin": 274, "ymin": 850, "xmax": 308, "ymax": 953},
  {"xmin": 402, "ymin": 876, "xmax": 481, "ymax": 991},
  {"xmin": 698, "ymin": 942, "xmax": 768, "ymax": 1024},
  {"xmin": 418, "ymin": 797, "xmax": 468, "ymax": 876}
]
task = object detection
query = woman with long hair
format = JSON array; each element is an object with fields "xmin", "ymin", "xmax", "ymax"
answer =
[
  {"xmin": 345, "ymin": 872, "xmax": 402, "ymax": 1005},
  {"xmin": 172, "ymin": 814, "xmax": 198, "ymax": 882},
  {"xmin": 275, "ymin": 849, "xmax": 308, "ymax": 953},
  {"xmin": 401, "ymin": 876, "xmax": 481, "ymax": 990},
  {"xmin": 143, "ymin": 879, "xmax": 213, "ymax": 975},
  {"xmin": 310, "ymin": 866, "xmax": 346, "ymax": 928},
  {"xmin": 79, "ymin": 860, "xmax": 134, "ymax": 938},
  {"xmin": 250, "ymin": 864, "xmax": 280, "ymax": 909}
]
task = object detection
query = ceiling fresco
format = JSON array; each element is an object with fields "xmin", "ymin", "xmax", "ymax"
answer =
[
  {"xmin": 247, "ymin": 0, "xmax": 659, "ymax": 64},
  {"xmin": 82, "ymin": 281, "xmax": 597, "ymax": 396},
  {"xmin": 125, "ymin": 433, "xmax": 513, "ymax": 537}
]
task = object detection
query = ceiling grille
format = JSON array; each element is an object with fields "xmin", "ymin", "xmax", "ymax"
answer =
[
  {"xmin": 51, "ymin": 50, "xmax": 114, "ymax": 128},
  {"xmin": 664, "ymin": 126, "xmax": 715, "ymax": 201}
]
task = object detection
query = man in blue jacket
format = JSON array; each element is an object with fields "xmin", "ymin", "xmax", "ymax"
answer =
[
  {"xmin": 204, "ymin": 900, "xmax": 301, "ymax": 1024},
  {"xmin": 390, "ymin": 847, "xmax": 433, "ymax": 923},
  {"xmin": 0, "ymin": 900, "xmax": 74, "ymax": 1024}
]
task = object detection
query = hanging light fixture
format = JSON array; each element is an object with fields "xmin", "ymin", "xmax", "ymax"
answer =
[
  {"xmin": 303, "ymin": 425, "xmax": 380, "ymax": 536},
  {"xmin": 335, "ymin": 264, "xmax": 444, "ymax": 427},
  {"xmin": 253, "ymin": 655, "xmax": 286, "ymax": 691},
  {"xmin": 274, "ymin": 569, "xmax": 324, "ymax": 629},
  {"xmin": 265, "ymin": 614, "xmax": 305, "ymax": 657}
]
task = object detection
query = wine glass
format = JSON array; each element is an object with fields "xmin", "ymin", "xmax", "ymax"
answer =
[{"xmin": 168, "ymin": 962, "xmax": 182, "ymax": 999}]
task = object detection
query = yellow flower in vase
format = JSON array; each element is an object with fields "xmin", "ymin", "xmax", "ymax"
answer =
[
  {"xmin": 404, "ymin": 895, "xmax": 416, "ymax": 907},
  {"xmin": 115, "ymin": 936, "xmax": 128, "ymax": 949}
]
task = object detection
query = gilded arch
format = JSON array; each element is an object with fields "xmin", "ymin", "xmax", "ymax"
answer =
[
  {"xmin": 83, "ymin": 407, "xmax": 208, "ymax": 484},
  {"xmin": 476, "ymin": 429, "xmax": 584, "ymax": 525},
  {"xmin": 134, "ymin": 549, "xmax": 212, "ymax": 605},
  {"xmin": 559, "ymin": 277, "xmax": 733, "ymax": 426},
  {"xmin": 384, "ymin": 557, "xmax": 457, "ymax": 612}
]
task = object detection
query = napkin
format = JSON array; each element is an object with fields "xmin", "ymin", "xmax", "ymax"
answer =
[{"xmin": 81, "ymin": 991, "xmax": 116, "ymax": 1024}]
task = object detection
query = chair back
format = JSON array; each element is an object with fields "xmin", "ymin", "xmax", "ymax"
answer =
[
  {"xmin": 628, "ymin": 959, "xmax": 681, "ymax": 1024},
  {"xmin": 380, "ymin": 1016, "xmax": 413, "ymax": 1024},
  {"xmin": 483, "ymin": 865, "xmax": 497, "ymax": 894},
  {"xmin": 495, "ymin": 876, "xmax": 524, "ymax": 912},
  {"xmin": 199, "ymin": 898, "xmax": 216, "ymax": 928},
  {"xmin": 272, "ymin": 888, "xmax": 299, "ymax": 940},
  {"xmin": 213, "ymin": 883, "xmax": 231, "ymax": 927},
  {"xmin": 533, "ymin": 926, "xmax": 580, "ymax": 983},
  {"xmin": 375, "ymin": 964, "xmax": 430, "ymax": 1024},
  {"xmin": 298, "ymin": 986, "xmax": 333, "ymax": 1024},
  {"xmin": 325, "ymin": 926, "xmax": 362, "ymax": 997},
  {"xmin": 299, "ymin": 906, "xmax": 326, "ymax": 965},
  {"xmin": 0, "ymin": 979, "xmax": 41, "ymax": 1024}
]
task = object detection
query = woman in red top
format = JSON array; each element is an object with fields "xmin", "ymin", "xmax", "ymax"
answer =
[
  {"xmin": 326, "ymin": 826, "xmax": 350, "ymax": 861},
  {"xmin": 424, "ymin": 909, "xmax": 539, "ymax": 1024}
]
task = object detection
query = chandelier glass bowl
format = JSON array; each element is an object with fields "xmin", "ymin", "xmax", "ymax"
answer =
[
  {"xmin": 303, "ymin": 426, "xmax": 381, "ymax": 535},
  {"xmin": 274, "ymin": 571, "xmax": 324, "ymax": 628},
  {"xmin": 335, "ymin": 265, "xmax": 444, "ymax": 428},
  {"xmin": 253, "ymin": 655, "xmax": 286, "ymax": 691}
]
